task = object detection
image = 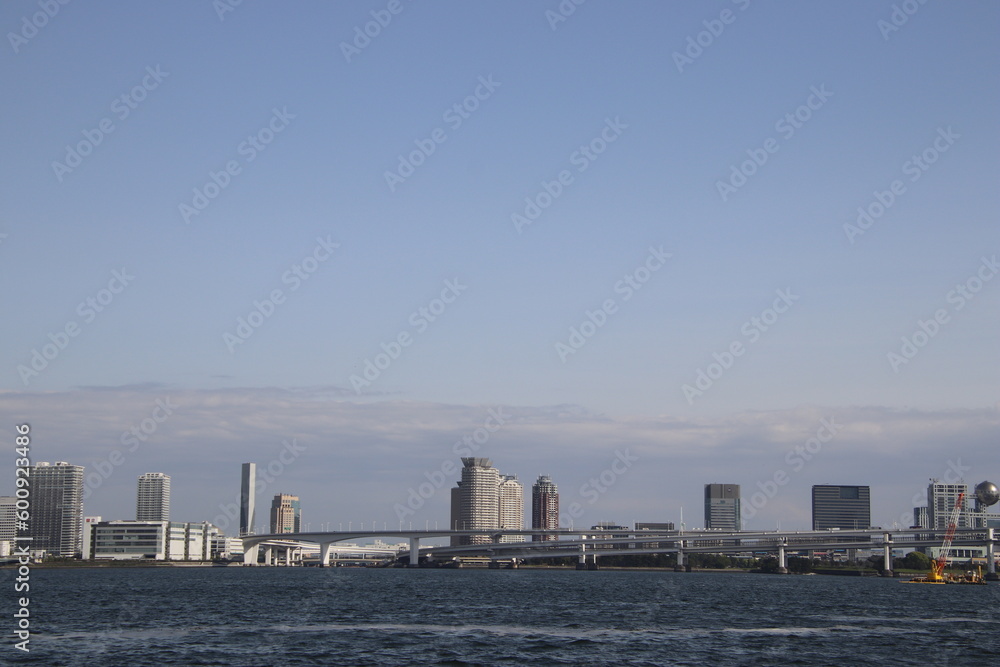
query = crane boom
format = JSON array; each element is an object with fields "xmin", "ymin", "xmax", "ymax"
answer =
[{"xmin": 933, "ymin": 491, "xmax": 964, "ymax": 579}]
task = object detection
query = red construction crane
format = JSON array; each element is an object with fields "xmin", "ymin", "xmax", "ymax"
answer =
[{"xmin": 929, "ymin": 492, "xmax": 964, "ymax": 582}]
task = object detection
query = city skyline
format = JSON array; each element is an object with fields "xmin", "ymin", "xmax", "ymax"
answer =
[
  {"xmin": 1, "ymin": 2, "xmax": 998, "ymax": 539},
  {"xmin": 11, "ymin": 445, "xmax": 997, "ymax": 547}
]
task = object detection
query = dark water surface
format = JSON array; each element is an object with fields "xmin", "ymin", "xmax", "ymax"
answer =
[{"xmin": 12, "ymin": 567, "xmax": 1000, "ymax": 665}]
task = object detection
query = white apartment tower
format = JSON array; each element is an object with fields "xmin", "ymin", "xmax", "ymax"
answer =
[
  {"xmin": 452, "ymin": 458, "xmax": 500, "ymax": 545},
  {"xmin": 136, "ymin": 473, "xmax": 171, "ymax": 521},
  {"xmin": 498, "ymin": 475, "xmax": 524, "ymax": 543}
]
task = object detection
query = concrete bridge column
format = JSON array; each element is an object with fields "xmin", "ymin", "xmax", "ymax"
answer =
[
  {"xmin": 284, "ymin": 547, "xmax": 291, "ymax": 566},
  {"xmin": 243, "ymin": 543, "xmax": 258, "ymax": 565},
  {"xmin": 320, "ymin": 542, "xmax": 334, "ymax": 567},
  {"xmin": 674, "ymin": 541, "xmax": 686, "ymax": 572},
  {"xmin": 777, "ymin": 541, "xmax": 788, "ymax": 574},
  {"xmin": 409, "ymin": 537, "xmax": 420, "ymax": 567},
  {"xmin": 264, "ymin": 546, "xmax": 273, "ymax": 566},
  {"xmin": 577, "ymin": 541, "xmax": 587, "ymax": 570},
  {"xmin": 881, "ymin": 533, "xmax": 893, "ymax": 577},
  {"xmin": 987, "ymin": 528, "xmax": 998, "ymax": 581},
  {"xmin": 588, "ymin": 553, "xmax": 599, "ymax": 570}
]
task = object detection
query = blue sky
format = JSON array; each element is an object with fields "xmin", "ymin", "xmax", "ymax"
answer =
[{"xmin": 1, "ymin": 1, "xmax": 997, "ymax": 533}]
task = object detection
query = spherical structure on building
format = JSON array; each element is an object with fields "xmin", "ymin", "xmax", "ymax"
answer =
[{"xmin": 974, "ymin": 481, "xmax": 999, "ymax": 508}]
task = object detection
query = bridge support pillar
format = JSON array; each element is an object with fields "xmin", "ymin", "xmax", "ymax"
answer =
[
  {"xmin": 987, "ymin": 529, "xmax": 998, "ymax": 581},
  {"xmin": 320, "ymin": 542, "xmax": 334, "ymax": 567},
  {"xmin": 674, "ymin": 541, "xmax": 686, "ymax": 572},
  {"xmin": 881, "ymin": 534, "xmax": 893, "ymax": 577},
  {"xmin": 577, "ymin": 542, "xmax": 587, "ymax": 570},
  {"xmin": 264, "ymin": 546, "xmax": 273, "ymax": 566},
  {"xmin": 588, "ymin": 553, "xmax": 599, "ymax": 570},
  {"xmin": 777, "ymin": 542, "xmax": 788, "ymax": 574},
  {"xmin": 243, "ymin": 543, "xmax": 258, "ymax": 566},
  {"xmin": 409, "ymin": 537, "xmax": 420, "ymax": 567}
]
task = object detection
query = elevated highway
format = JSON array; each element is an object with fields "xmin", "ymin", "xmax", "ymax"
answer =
[{"xmin": 241, "ymin": 527, "xmax": 998, "ymax": 576}]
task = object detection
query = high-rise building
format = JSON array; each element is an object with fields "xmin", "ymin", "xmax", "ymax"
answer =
[
  {"xmin": 927, "ymin": 481, "xmax": 985, "ymax": 529},
  {"xmin": 450, "ymin": 458, "xmax": 500, "ymax": 545},
  {"xmin": 812, "ymin": 485, "xmax": 871, "ymax": 530},
  {"xmin": 498, "ymin": 475, "xmax": 524, "ymax": 543},
  {"xmin": 269, "ymin": 494, "xmax": 301, "ymax": 534},
  {"xmin": 240, "ymin": 463, "xmax": 256, "ymax": 535},
  {"xmin": 531, "ymin": 475, "xmax": 559, "ymax": 542},
  {"xmin": 704, "ymin": 484, "xmax": 741, "ymax": 531},
  {"xmin": 136, "ymin": 472, "xmax": 171, "ymax": 521},
  {"xmin": 0, "ymin": 496, "xmax": 15, "ymax": 545},
  {"xmin": 912, "ymin": 506, "xmax": 928, "ymax": 529},
  {"xmin": 28, "ymin": 461, "xmax": 84, "ymax": 556}
]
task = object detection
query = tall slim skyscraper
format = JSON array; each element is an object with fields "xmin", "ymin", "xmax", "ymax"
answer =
[
  {"xmin": 498, "ymin": 475, "xmax": 524, "ymax": 543},
  {"xmin": 269, "ymin": 494, "xmax": 301, "ymax": 534},
  {"xmin": 450, "ymin": 458, "xmax": 500, "ymax": 545},
  {"xmin": 531, "ymin": 475, "xmax": 559, "ymax": 542},
  {"xmin": 136, "ymin": 473, "xmax": 171, "ymax": 521},
  {"xmin": 704, "ymin": 484, "xmax": 741, "ymax": 531},
  {"xmin": 812, "ymin": 485, "xmax": 871, "ymax": 530},
  {"xmin": 240, "ymin": 463, "xmax": 256, "ymax": 536},
  {"xmin": 28, "ymin": 461, "xmax": 84, "ymax": 556}
]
